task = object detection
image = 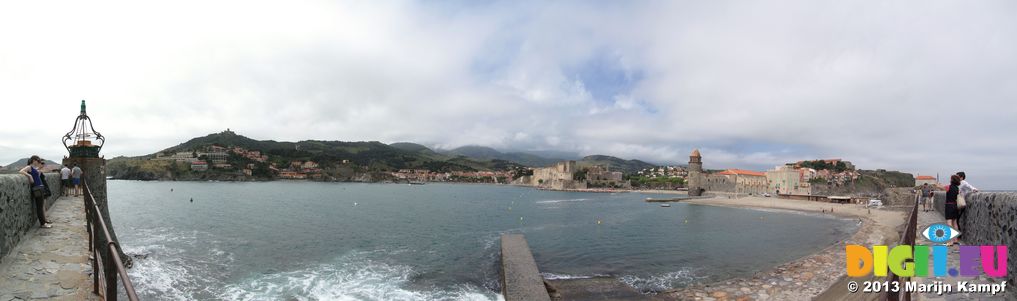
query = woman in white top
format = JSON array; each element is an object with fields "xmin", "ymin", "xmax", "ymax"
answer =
[{"xmin": 954, "ymin": 171, "xmax": 978, "ymax": 240}]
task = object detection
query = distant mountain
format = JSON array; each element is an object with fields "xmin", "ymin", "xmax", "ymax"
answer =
[
  {"xmin": 515, "ymin": 150, "xmax": 580, "ymax": 161},
  {"xmin": 440, "ymin": 145, "xmax": 563, "ymax": 167},
  {"xmin": 388, "ymin": 142, "xmax": 435, "ymax": 154},
  {"xmin": 2, "ymin": 158, "xmax": 62, "ymax": 171},
  {"xmin": 106, "ymin": 130, "xmax": 667, "ymax": 182},
  {"xmin": 576, "ymin": 155, "xmax": 657, "ymax": 174},
  {"xmin": 107, "ymin": 130, "xmax": 524, "ymax": 181}
]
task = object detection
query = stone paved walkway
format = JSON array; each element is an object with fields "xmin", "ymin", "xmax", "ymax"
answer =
[
  {"xmin": 913, "ymin": 210, "xmax": 1008, "ymax": 301},
  {"xmin": 0, "ymin": 196, "xmax": 97, "ymax": 301}
]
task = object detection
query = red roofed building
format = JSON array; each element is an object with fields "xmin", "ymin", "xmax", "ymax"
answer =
[
  {"xmin": 191, "ymin": 160, "xmax": 208, "ymax": 171},
  {"xmin": 915, "ymin": 175, "xmax": 937, "ymax": 186},
  {"xmin": 705, "ymin": 169, "xmax": 769, "ymax": 195}
]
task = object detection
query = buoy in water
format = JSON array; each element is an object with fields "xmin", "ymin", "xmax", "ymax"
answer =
[
  {"xmin": 190, "ymin": 198, "xmax": 193, "ymax": 203},
  {"xmin": 597, "ymin": 220, "xmax": 602, "ymax": 225}
]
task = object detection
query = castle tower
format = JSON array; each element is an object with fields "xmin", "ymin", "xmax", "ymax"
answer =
[{"xmin": 688, "ymin": 149, "xmax": 704, "ymax": 196}]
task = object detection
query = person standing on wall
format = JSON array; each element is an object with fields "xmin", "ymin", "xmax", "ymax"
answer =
[
  {"xmin": 71, "ymin": 163, "xmax": 83, "ymax": 197},
  {"xmin": 19, "ymin": 155, "xmax": 53, "ymax": 228},
  {"xmin": 60, "ymin": 164, "xmax": 72, "ymax": 196}
]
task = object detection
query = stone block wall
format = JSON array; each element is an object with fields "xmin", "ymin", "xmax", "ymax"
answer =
[
  {"xmin": 932, "ymin": 191, "xmax": 1017, "ymax": 291},
  {"xmin": 0, "ymin": 173, "xmax": 62, "ymax": 264}
]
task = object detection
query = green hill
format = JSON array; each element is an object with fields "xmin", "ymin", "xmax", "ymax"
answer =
[
  {"xmin": 108, "ymin": 130, "xmax": 519, "ymax": 181},
  {"xmin": 576, "ymin": 155, "xmax": 657, "ymax": 174},
  {"xmin": 441, "ymin": 145, "xmax": 562, "ymax": 167}
]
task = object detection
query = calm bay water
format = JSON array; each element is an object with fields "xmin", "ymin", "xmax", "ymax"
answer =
[{"xmin": 107, "ymin": 181, "xmax": 857, "ymax": 300}]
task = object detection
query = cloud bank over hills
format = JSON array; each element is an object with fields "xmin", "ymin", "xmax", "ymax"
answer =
[{"xmin": 1, "ymin": 1, "xmax": 1015, "ymax": 188}]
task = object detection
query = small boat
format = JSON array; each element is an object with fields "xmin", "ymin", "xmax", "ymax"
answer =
[
  {"xmin": 408, "ymin": 181, "xmax": 425, "ymax": 185},
  {"xmin": 660, "ymin": 204, "xmax": 671, "ymax": 207}
]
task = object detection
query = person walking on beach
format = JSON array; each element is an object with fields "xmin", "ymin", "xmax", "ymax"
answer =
[
  {"xmin": 19, "ymin": 156, "xmax": 53, "ymax": 228},
  {"xmin": 920, "ymin": 183, "xmax": 931, "ymax": 212},
  {"xmin": 60, "ymin": 164, "xmax": 72, "ymax": 196},
  {"xmin": 944, "ymin": 175, "xmax": 962, "ymax": 246},
  {"xmin": 71, "ymin": 164, "xmax": 83, "ymax": 197}
]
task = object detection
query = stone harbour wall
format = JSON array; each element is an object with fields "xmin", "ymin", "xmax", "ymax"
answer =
[
  {"xmin": 0, "ymin": 173, "xmax": 62, "ymax": 263},
  {"xmin": 933, "ymin": 191, "xmax": 1017, "ymax": 289}
]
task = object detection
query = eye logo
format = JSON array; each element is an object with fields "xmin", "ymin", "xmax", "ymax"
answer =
[{"xmin": 922, "ymin": 223, "xmax": 960, "ymax": 244}]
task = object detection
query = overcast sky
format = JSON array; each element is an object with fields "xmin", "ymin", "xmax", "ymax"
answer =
[{"xmin": 2, "ymin": 1, "xmax": 1015, "ymax": 189}]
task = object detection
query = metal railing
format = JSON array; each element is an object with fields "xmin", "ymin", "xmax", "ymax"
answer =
[
  {"xmin": 885, "ymin": 191, "xmax": 920, "ymax": 301},
  {"xmin": 83, "ymin": 180, "xmax": 140, "ymax": 301}
]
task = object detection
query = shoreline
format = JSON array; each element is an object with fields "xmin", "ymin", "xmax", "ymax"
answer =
[
  {"xmin": 547, "ymin": 196, "xmax": 905, "ymax": 300},
  {"xmin": 663, "ymin": 196, "xmax": 905, "ymax": 300}
]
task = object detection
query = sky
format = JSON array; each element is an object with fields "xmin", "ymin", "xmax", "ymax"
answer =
[{"xmin": 1, "ymin": 1, "xmax": 1015, "ymax": 189}]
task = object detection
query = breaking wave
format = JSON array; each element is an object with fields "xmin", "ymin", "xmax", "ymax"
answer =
[
  {"xmin": 540, "ymin": 272, "xmax": 609, "ymax": 280},
  {"xmin": 535, "ymin": 198, "xmax": 590, "ymax": 204},
  {"xmin": 618, "ymin": 269, "xmax": 703, "ymax": 293},
  {"xmin": 219, "ymin": 252, "xmax": 501, "ymax": 301}
]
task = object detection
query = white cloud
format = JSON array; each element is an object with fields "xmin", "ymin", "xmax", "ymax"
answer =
[{"xmin": 1, "ymin": 1, "xmax": 1015, "ymax": 188}]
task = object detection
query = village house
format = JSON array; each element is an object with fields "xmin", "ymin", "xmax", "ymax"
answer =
[
  {"xmin": 915, "ymin": 175, "xmax": 937, "ymax": 186},
  {"xmin": 190, "ymin": 160, "xmax": 208, "ymax": 171},
  {"xmin": 765, "ymin": 165, "xmax": 815, "ymax": 195}
]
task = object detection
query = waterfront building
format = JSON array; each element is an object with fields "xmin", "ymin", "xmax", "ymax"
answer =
[
  {"xmin": 704, "ymin": 169, "xmax": 768, "ymax": 195},
  {"xmin": 765, "ymin": 165, "xmax": 815, "ymax": 195},
  {"xmin": 586, "ymin": 165, "xmax": 628, "ymax": 188},
  {"xmin": 529, "ymin": 160, "xmax": 587, "ymax": 190}
]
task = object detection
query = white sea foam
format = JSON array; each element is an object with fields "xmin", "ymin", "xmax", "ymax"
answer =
[
  {"xmin": 121, "ymin": 228, "xmax": 237, "ymax": 300},
  {"xmin": 539, "ymin": 272, "xmax": 609, "ymax": 280},
  {"xmin": 535, "ymin": 198, "xmax": 589, "ymax": 204},
  {"xmin": 618, "ymin": 269, "xmax": 703, "ymax": 292},
  {"xmin": 219, "ymin": 252, "xmax": 501, "ymax": 301}
]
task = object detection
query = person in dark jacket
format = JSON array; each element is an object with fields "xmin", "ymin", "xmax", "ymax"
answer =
[
  {"xmin": 18, "ymin": 155, "xmax": 52, "ymax": 228},
  {"xmin": 944, "ymin": 175, "xmax": 961, "ymax": 246}
]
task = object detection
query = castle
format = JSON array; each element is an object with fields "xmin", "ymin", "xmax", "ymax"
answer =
[{"xmin": 687, "ymin": 149, "xmax": 775, "ymax": 196}]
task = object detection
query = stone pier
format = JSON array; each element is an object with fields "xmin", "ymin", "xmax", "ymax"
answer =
[
  {"xmin": 501, "ymin": 234, "xmax": 552, "ymax": 301},
  {"xmin": 0, "ymin": 196, "xmax": 96, "ymax": 300}
]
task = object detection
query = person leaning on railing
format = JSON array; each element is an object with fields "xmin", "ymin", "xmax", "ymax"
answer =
[{"xmin": 18, "ymin": 155, "xmax": 53, "ymax": 228}]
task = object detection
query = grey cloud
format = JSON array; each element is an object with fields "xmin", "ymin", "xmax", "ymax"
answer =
[{"xmin": 1, "ymin": 0, "xmax": 1015, "ymax": 188}]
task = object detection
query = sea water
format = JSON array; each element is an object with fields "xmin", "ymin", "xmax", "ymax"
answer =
[{"xmin": 107, "ymin": 181, "xmax": 857, "ymax": 300}]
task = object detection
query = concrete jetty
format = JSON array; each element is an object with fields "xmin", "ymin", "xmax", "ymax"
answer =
[
  {"xmin": 0, "ymin": 196, "xmax": 97, "ymax": 300},
  {"xmin": 500, "ymin": 234, "xmax": 552, "ymax": 301}
]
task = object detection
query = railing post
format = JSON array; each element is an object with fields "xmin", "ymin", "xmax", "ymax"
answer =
[{"xmin": 85, "ymin": 184, "xmax": 100, "ymax": 296}]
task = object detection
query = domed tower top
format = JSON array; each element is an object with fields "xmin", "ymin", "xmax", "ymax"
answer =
[{"xmin": 689, "ymin": 148, "xmax": 703, "ymax": 166}]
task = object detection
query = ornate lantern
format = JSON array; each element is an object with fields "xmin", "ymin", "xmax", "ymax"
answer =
[{"xmin": 62, "ymin": 100, "xmax": 105, "ymax": 158}]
